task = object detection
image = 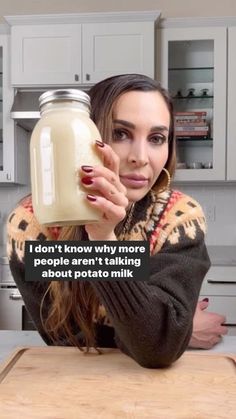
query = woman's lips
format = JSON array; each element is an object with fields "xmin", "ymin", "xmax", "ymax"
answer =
[{"xmin": 120, "ymin": 175, "xmax": 149, "ymax": 188}]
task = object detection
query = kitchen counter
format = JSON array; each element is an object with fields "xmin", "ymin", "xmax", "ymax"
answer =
[
  {"xmin": 0, "ymin": 330, "xmax": 235, "ymax": 366},
  {"xmin": 207, "ymin": 245, "xmax": 236, "ymax": 265},
  {"xmin": 0, "ymin": 330, "xmax": 46, "ymax": 364}
]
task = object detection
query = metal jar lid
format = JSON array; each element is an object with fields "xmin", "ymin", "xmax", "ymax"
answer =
[{"xmin": 39, "ymin": 89, "xmax": 91, "ymax": 110}]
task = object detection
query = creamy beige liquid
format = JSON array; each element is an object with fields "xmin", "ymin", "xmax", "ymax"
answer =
[{"xmin": 30, "ymin": 103, "xmax": 103, "ymax": 226}]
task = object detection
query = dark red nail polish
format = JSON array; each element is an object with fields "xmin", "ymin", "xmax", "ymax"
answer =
[
  {"xmin": 203, "ymin": 298, "xmax": 209, "ymax": 302},
  {"xmin": 95, "ymin": 140, "xmax": 105, "ymax": 147},
  {"xmin": 81, "ymin": 165, "xmax": 93, "ymax": 173},
  {"xmin": 87, "ymin": 194, "xmax": 97, "ymax": 202},
  {"xmin": 81, "ymin": 177, "xmax": 93, "ymax": 185}
]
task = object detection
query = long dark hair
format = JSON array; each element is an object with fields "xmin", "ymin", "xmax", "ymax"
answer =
[{"xmin": 42, "ymin": 74, "xmax": 176, "ymax": 349}]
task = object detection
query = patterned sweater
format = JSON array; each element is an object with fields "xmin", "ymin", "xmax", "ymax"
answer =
[{"xmin": 7, "ymin": 189, "xmax": 210, "ymax": 368}]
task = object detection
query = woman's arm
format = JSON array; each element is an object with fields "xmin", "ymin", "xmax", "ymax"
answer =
[{"xmin": 91, "ymin": 228, "xmax": 210, "ymax": 368}]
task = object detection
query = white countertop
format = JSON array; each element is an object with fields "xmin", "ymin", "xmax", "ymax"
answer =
[
  {"xmin": 0, "ymin": 331, "xmax": 46, "ymax": 365},
  {"xmin": 0, "ymin": 331, "xmax": 235, "ymax": 366},
  {"xmin": 207, "ymin": 245, "xmax": 236, "ymax": 266}
]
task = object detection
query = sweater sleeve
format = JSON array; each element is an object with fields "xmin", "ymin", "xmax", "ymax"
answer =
[{"xmin": 91, "ymin": 208, "xmax": 211, "ymax": 368}]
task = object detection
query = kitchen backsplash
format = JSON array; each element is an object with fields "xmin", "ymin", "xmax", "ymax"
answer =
[
  {"xmin": 0, "ymin": 182, "xmax": 236, "ymax": 247},
  {"xmin": 176, "ymin": 183, "xmax": 236, "ymax": 246}
]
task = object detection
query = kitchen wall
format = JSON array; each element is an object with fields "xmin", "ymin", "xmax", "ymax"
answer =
[
  {"xmin": 0, "ymin": 0, "xmax": 235, "ymax": 22},
  {"xmin": 176, "ymin": 184, "xmax": 236, "ymax": 246}
]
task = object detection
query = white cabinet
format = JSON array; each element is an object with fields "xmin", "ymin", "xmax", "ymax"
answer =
[
  {"xmin": 157, "ymin": 24, "xmax": 227, "ymax": 182},
  {"xmin": 200, "ymin": 265, "xmax": 236, "ymax": 336},
  {"xmin": 11, "ymin": 24, "xmax": 82, "ymax": 86},
  {"xmin": 7, "ymin": 12, "xmax": 159, "ymax": 87},
  {"xmin": 0, "ymin": 33, "xmax": 28, "ymax": 184},
  {"xmin": 82, "ymin": 22, "xmax": 154, "ymax": 84}
]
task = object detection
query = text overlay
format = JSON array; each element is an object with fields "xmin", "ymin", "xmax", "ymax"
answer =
[{"xmin": 25, "ymin": 241, "xmax": 150, "ymax": 281}]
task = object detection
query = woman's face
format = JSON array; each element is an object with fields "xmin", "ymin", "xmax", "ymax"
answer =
[{"xmin": 111, "ymin": 90, "xmax": 170, "ymax": 203}]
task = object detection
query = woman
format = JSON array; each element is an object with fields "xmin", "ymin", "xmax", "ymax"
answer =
[{"xmin": 7, "ymin": 74, "xmax": 211, "ymax": 368}]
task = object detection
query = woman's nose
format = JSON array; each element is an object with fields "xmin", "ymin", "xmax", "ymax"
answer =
[{"xmin": 127, "ymin": 141, "xmax": 149, "ymax": 166}]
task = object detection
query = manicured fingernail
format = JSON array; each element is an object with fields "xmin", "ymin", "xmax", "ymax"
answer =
[
  {"xmin": 203, "ymin": 298, "xmax": 209, "ymax": 302},
  {"xmin": 81, "ymin": 177, "xmax": 93, "ymax": 185},
  {"xmin": 87, "ymin": 194, "xmax": 97, "ymax": 202},
  {"xmin": 95, "ymin": 140, "xmax": 105, "ymax": 147},
  {"xmin": 81, "ymin": 165, "xmax": 93, "ymax": 173}
]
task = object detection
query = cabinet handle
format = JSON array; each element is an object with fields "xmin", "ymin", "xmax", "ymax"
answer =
[
  {"xmin": 9, "ymin": 292, "xmax": 23, "ymax": 301},
  {"xmin": 207, "ymin": 279, "xmax": 236, "ymax": 284},
  {"xmin": 74, "ymin": 74, "xmax": 79, "ymax": 82},
  {"xmin": 6, "ymin": 173, "xmax": 11, "ymax": 181},
  {"xmin": 86, "ymin": 74, "xmax": 90, "ymax": 81},
  {"xmin": 224, "ymin": 323, "xmax": 236, "ymax": 326}
]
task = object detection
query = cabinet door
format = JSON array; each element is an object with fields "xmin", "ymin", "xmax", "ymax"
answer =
[
  {"xmin": 0, "ymin": 35, "xmax": 29, "ymax": 184},
  {"xmin": 11, "ymin": 24, "xmax": 82, "ymax": 86},
  {"xmin": 227, "ymin": 27, "xmax": 236, "ymax": 180},
  {"xmin": 82, "ymin": 22, "xmax": 154, "ymax": 83},
  {"xmin": 158, "ymin": 27, "xmax": 227, "ymax": 182},
  {"xmin": 0, "ymin": 35, "xmax": 15, "ymax": 183}
]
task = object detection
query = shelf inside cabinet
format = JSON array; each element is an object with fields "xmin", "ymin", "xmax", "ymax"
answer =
[
  {"xmin": 168, "ymin": 67, "xmax": 214, "ymax": 84},
  {"xmin": 172, "ymin": 95, "xmax": 213, "ymax": 100},
  {"xmin": 169, "ymin": 67, "xmax": 214, "ymax": 71},
  {"xmin": 177, "ymin": 139, "xmax": 213, "ymax": 147}
]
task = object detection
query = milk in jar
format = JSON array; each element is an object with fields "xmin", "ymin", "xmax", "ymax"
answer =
[{"xmin": 30, "ymin": 89, "xmax": 103, "ymax": 226}]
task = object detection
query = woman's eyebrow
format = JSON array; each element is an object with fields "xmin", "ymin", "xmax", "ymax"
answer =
[
  {"xmin": 113, "ymin": 119, "xmax": 169, "ymax": 133},
  {"xmin": 113, "ymin": 119, "xmax": 135, "ymax": 129},
  {"xmin": 150, "ymin": 125, "xmax": 169, "ymax": 132}
]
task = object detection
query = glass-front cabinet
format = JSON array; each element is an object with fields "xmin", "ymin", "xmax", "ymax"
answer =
[
  {"xmin": 227, "ymin": 26, "xmax": 236, "ymax": 181},
  {"xmin": 0, "ymin": 44, "xmax": 3, "ymax": 173},
  {"xmin": 158, "ymin": 27, "xmax": 227, "ymax": 181}
]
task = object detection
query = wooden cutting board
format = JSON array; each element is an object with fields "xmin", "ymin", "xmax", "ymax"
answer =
[{"xmin": 0, "ymin": 347, "xmax": 235, "ymax": 418}]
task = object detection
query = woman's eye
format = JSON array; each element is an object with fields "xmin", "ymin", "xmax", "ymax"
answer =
[
  {"xmin": 149, "ymin": 134, "xmax": 167, "ymax": 145},
  {"xmin": 112, "ymin": 128, "xmax": 129, "ymax": 141}
]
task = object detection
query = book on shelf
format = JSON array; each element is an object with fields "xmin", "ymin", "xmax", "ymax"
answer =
[
  {"xmin": 175, "ymin": 119, "xmax": 208, "ymax": 126},
  {"xmin": 175, "ymin": 124, "xmax": 209, "ymax": 137},
  {"xmin": 176, "ymin": 134, "xmax": 209, "ymax": 138},
  {"xmin": 174, "ymin": 111, "xmax": 207, "ymax": 117},
  {"xmin": 174, "ymin": 111, "xmax": 208, "ymax": 124},
  {"xmin": 175, "ymin": 125, "xmax": 209, "ymax": 132},
  {"xmin": 176, "ymin": 134, "xmax": 209, "ymax": 140}
]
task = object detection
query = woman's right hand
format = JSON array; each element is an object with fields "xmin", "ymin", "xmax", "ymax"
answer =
[
  {"xmin": 188, "ymin": 299, "xmax": 228, "ymax": 349},
  {"xmin": 79, "ymin": 141, "xmax": 129, "ymax": 241}
]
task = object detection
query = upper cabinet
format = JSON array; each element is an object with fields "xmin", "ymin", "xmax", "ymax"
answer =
[
  {"xmin": 82, "ymin": 22, "xmax": 154, "ymax": 84},
  {"xmin": 11, "ymin": 24, "xmax": 82, "ymax": 86},
  {"xmin": 157, "ymin": 24, "xmax": 227, "ymax": 182},
  {"xmin": 5, "ymin": 12, "xmax": 160, "ymax": 86}
]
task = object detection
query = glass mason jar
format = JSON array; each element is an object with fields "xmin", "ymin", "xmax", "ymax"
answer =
[{"xmin": 30, "ymin": 89, "xmax": 103, "ymax": 226}]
